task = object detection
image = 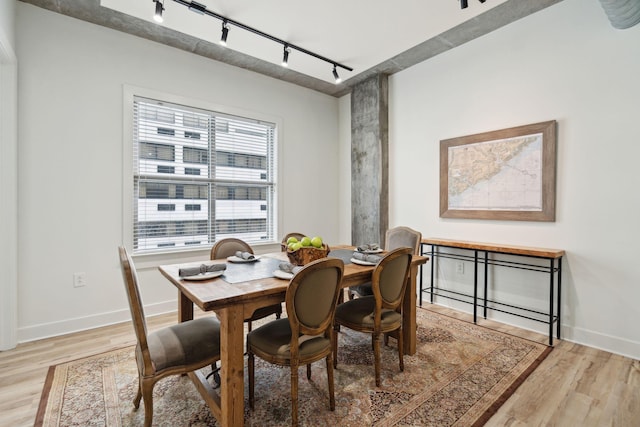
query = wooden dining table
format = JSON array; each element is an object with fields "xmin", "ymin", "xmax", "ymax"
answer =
[{"xmin": 159, "ymin": 245, "xmax": 428, "ymax": 427}]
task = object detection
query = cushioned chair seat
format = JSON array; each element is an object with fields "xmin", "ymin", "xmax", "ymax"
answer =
[
  {"xmin": 247, "ymin": 318, "xmax": 331, "ymax": 358},
  {"xmin": 145, "ymin": 317, "xmax": 221, "ymax": 372},
  {"xmin": 335, "ymin": 296, "xmax": 401, "ymax": 329}
]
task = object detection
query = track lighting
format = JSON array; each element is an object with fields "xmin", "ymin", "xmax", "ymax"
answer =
[
  {"xmin": 332, "ymin": 65, "xmax": 341, "ymax": 84},
  {"xmin": 154, "ymin": 1, "xmax": 352, "ymax": 82},
  {"xmin": 153, "ymin": 0, "xmax": 164, "ymax": 23},
  {"xmin": 461, "ymin": 0, "xmax": 486, "ymax": 9},
  {"xmin": 220, "ymin": 20, "xmax": 229, "ymax": 46}
]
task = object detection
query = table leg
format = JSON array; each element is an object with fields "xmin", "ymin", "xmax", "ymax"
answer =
[
  {"xmin": 178, "ymin": 290, "xmax": 194, "ymax": 323},
  {"xmin": 217, "ymin": 305, "xmax": 245, "ymax": 427},
  {"xmin": 402, "ymin": 265, "xmax": 418, "ymax": 355}
]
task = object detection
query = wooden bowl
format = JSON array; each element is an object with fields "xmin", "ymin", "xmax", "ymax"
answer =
[{"xmin": 286, "ymin": 244, "xmax": 330, "ymax": 266}]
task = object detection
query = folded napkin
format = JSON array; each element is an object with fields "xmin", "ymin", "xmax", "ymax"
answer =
[
  {"xmin": 179, "ymin": 263, "xmax": 226, "ymax": 277},
  {"xmin": 352, "ymin": 252, "xmax": 383, "ymax": 263},
  {"xmin": 235, "ymin": 251, "xmax": 255, "ymax": 260},
  {"xmin": 278, "ymin": 262, "xmax": 303, "ymax": 275},
  {"xmin": 356, "ymin": 243, "xmax": 380, "ymax": 252}
]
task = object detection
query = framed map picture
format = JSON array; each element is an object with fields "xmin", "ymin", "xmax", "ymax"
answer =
[{"xmin": 440, "ymin": 120, "xmax": 557, "ymax": 221}]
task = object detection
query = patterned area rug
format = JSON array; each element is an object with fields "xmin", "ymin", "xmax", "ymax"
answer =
[{"xmin": 35, "ymin": 307, "xmax": 551, "ymax": 426}]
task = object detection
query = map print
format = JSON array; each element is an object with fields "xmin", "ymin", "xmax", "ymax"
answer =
[{"xmin": 448, "ymin": 133, "xmax": 543, "ymax": 211}]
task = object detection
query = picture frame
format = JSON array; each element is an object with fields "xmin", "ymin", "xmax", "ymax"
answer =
[{"xmin": 440, "ymin": 120, "xmax": 557, "ymax": 221}]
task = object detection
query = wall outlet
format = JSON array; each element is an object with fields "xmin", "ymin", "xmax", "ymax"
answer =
[
  {"xmin": 455, "ymin": 262, "xmax": 464, "ymax": 274},
  {"xmin": 73, "ymin": 272, "xmax": 86, "ymax": 288}
]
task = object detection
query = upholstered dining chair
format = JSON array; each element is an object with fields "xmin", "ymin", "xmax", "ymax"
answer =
[
  {"xmin": 348, "ymin": 226, "xmax": 422, "ymax": 299},
  {"xmin": 281, "ymin": 232, "xmax": 306, "ymax": 250},
  {"xmin": 247, "ymin": 257, "xmax": 344, "ymax": 426},
  {"xmin": 118, "ymin": 247, "xmax": 221, "ymax": 427},
  {"xmin": 210, "ymin": 237, "xmax": 283, "ymax": 330},
  {"xmin": 333, "ymin": 247, "xmax": 413, "ymax": 387}
]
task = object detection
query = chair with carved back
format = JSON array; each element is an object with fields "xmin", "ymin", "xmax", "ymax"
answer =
[
  {"xmin": 348, "ymin": 226, "xmax": 422, "ymax": 299},
  {"xmin": 118, "ymin": 246, "xmax": 221, "ymax": 427},
  {"xmin": 247, "ymin": 257, "xmax": 344, "ymax": 426},
  {"xmin": 333, "ymin": 247, "xmax": 413, "ymax": 386}
]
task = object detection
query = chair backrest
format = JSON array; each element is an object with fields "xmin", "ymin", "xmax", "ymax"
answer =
[
  {"xmin": 286, "ymin": 258, "xmax": 344, "ymax": 340},
  {"xmin": 385, "ymin": 226, "xmax": 422, "ymax": 255},
  {"xmin": 371, "ymin": 247, "xmax": 413, "ymax": 312},
  {"xmin": 210, "ymin": 238, "xmax": 253, "ymax": 260},
  {"xmin": 118, "ymin": 246, "xmax": 154, "ymax": 374}
]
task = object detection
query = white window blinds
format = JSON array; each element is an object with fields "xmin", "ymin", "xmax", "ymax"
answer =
[{"xmin": 132, "ymin": 96, "xmax": 277, "ymax": 254}]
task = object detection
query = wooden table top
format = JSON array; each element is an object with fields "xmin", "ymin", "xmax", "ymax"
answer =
[
  {"xmin": 422, "ymin": 238, "xmax": 565, "ymax": 258},
  {"xmin": 159, "ymin": 246, "xmax": 429, "ymax": 312}
]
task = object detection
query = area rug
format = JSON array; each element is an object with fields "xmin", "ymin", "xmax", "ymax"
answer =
[{"xmin": 35, "ymin": 307, "xmax": 551, "ymax": 426}]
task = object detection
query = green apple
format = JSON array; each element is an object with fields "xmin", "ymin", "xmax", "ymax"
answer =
[
  {"xmin": 311, "ymin": 236, "xmax": 323, "ymax": 248},
  {"xmin": 300, "ymin": 236, "xmax": 312, "ymax": 247},
  {"xmin": 291, "ymin": 242, "xmax": 302, "ymax": 251},
  {"xmin": 286, "ymin": 236, "xmax": 299, "ymax": 245}
]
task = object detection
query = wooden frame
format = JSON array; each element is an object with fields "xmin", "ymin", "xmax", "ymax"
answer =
[{"xmin": 440, "ymin": 120, "xmax": 557, "ymax": 221}]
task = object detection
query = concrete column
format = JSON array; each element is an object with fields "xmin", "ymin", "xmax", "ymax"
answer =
[
  {"xmin": 599, "ymin": 0, "xmax": 640, "ymax": 29},
  {"xmin": 350, "ymin": 74, "xmax": 388, "ymax": 246}
]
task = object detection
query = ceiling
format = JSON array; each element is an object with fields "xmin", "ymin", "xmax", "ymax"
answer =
[{"xmin": 21, "ymin": 0, "xmax": 564, "ymax": 96}]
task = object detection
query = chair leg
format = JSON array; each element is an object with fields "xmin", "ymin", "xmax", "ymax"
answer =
[
  {"xmin": 247, "ymin": 320, "xmax": 253, "ymax": 332},
  {"xmin": 397, "ymin": 327, "xmax": 404, "ymax": 372},
  {"xmin": 291, "ymin": 362, "xmax": 299, "ymax": 427},
  {"xmin": 141, "ymin": 378, "xmax": 154, "ymax": 427},
  {"xmin": 332, "ymin": 326, "xmax": 339, "ymax": 369},
  {"xmin": 133, "ymin": 377, "xmax": 142, "ymax": 409},
  {"xmin": 248, "ymin": 352, "xmax": 255, "ymax": 410},
  {"xmin": 326, "ymin": 354, "xmax": 336, "ymax": 411},
  {"xmin": 373, "ymin": 333, "xmax": 382, "ymax": 387}
]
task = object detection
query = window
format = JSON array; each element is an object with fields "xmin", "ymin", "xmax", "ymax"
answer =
[{"xmin": 132, "ymin": 97, "xmax": 277, "ymax": 254}]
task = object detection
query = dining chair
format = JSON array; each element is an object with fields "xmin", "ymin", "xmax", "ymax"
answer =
[
  {"xmin": 333, "ymin": 247, "xmax": 413, "ymax": 387},
  {"xmin": 348, "ymin": 226, "xmax": 422, "ymax": 300},
  {"xmin": 118, "ymin": 247, "xmax": 221, "ymax": 427},
  {"xmin": 247, "ymin": 257, "xmax": 344, "ymax": 427},
  {"xmin": 281, "ymin": 232, "xmax": 306, "ymax": 251},
  {"xmin": 210, "ymin": 237, "xmax": 283, "ymax": 330}
]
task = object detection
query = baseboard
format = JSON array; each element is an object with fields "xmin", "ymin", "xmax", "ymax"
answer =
[
  {"xmin": 17, "ymin": 300, "xmax": 177, "ymax": 344},
  {"xmin": 426, "ymin": 301, "xmax": 640, "ymax": 360},
  {"xmin": 562, "ymin": 326, "xmax": 640, "ymax": 361}
]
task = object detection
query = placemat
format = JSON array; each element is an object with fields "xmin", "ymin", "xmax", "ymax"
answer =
[
  {"xmin": 222, "ymin": 257, "xmax": 284, "ymax": 284},
  {"xmin": 328, "ymin": 248, "xmax": 355, "ymax": 264}
]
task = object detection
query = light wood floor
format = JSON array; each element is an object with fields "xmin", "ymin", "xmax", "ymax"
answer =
[{"xmin": 1, "ymin": 305, "xmax": 638, "ymax": 427}]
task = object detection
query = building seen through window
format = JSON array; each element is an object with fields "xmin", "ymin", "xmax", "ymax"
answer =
[{"xmin": 133, "ymin": 97, "xmax": 276, "ymax": 253}]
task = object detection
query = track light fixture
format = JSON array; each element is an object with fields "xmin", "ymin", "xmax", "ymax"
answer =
[
  {"xmin": 332, "ymin": 65, "xmax": 341, "ymax": 84},
  {"xmin": 461, "ymin": 0, "xmax": 486, "ymax": 9},
  {"xmin": 154, "ymin": 0, "xmax": 352, "ymax": 83},
  {"xmin": 153, "ymin": 0, "xmax": 164, "ymax": 23},
  {"xmin": 220, "ymin": 20, "xmax": 229, "ymax": 46}
]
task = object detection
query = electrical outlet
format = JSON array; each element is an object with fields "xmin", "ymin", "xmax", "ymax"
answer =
[
  {"xmin": 456, "ymin": 262, "xmax": 464, "ymax": 274},
  {"xmin": 73, "ymin": 272, "xmax": 86, "ymax": 288}
]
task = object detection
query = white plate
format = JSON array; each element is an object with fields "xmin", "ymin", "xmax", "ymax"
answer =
[
  {"xmin": 273, "ymin": 270, "xmax": 294, "ymax": 280},
  {"xmin": 182, "ymin": 270, "xmax": 224, "ymax": 281},
  {"xmin": 358, "ymin": 248, "xmax": 383, "ymax": 254},
  {"xmin": 350, "ymin": 257, "xmax": 378, "ymax": 266},
  {"xmin": 227, "ymin": 255, "xmax": 260, "ymax": 263}
]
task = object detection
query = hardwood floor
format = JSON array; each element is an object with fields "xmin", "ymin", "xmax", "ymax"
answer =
[{"xmin": 1, "ymin": 305, "xmax": 638, "ymax": 426}]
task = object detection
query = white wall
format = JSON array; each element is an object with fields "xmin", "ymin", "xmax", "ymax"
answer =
[
  {"xmin": 388, "ymin": 0, "xmax": 640, "ymax": 358},
  {"xmin": 15, "ymin": 3, "xmax": 341, "ymax": 342},
  {"xmin": 0, "ymin": 0, "xmax": 18, "ymax": 351}
]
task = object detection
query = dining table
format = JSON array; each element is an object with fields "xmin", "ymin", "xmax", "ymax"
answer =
[{"xmin": 158, "ymin": 245, "xmax": 428, "ymax": 427}]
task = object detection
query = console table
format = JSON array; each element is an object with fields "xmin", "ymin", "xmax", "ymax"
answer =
[{"xmin": 420, "ymin": 238, "xmax": 564, "ymax": 346}]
